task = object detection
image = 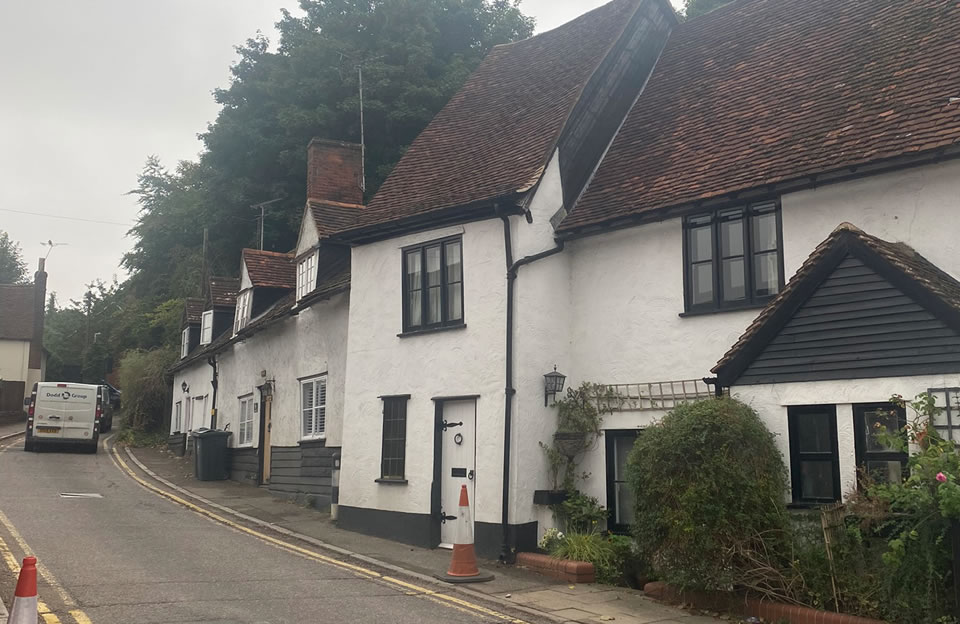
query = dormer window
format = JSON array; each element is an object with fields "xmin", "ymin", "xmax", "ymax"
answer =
[
  {"xmin": 200, "ymin": 310, "xmax": 214, "ymax": 345},
  {"xmin": 297, "ymin": 251, "xmax": 318, "ymax": 300},
  {"xmin": 234, "ymin": 289, "xmax": 252, "ymax": 335},
  {"xmin": 180, "ymin": 328, "xmax": 190, "ymax": 358}
]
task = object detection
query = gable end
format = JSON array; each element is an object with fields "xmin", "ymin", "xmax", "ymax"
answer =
[{"xmin": 736, "ymin": 255, "xmax": 960, "ymax": 385}]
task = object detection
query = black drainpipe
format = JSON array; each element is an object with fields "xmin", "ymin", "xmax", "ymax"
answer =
[
  {"xmin": 498, "ymin": 208, "xmax": 565, "ymax": 563},
  {"xmin": 208, "ymin": 355, "xmax": 219, "ymax": 429}
]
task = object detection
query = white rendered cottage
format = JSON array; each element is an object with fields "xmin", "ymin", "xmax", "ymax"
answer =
[
  {"xmin": 327, "ymin": 0, "xmax": 960, "ymax": 559},
  {"xmin": 169, "ymin": 140, "xmax": 358, "ymax": 510}
]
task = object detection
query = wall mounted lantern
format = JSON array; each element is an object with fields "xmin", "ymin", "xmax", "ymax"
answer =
[
  {"xmin": 544, "ymin": 366, "xmax": 566, "ymax": 406},
  {"xmin": 181, "ymin": 381, "xmax": 189, "ymax": 394}
]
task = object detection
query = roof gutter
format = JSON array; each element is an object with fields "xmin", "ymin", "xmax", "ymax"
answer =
[{"xmin": 558, "ymin": 145, "xmax": 960, "ymax": 242}]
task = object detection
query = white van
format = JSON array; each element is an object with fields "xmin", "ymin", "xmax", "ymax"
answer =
[{"xmin": 24, "ymin": 382, "xmax": 103, "ymax": 453}]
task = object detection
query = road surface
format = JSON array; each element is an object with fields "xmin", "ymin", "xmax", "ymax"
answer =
[{"xmin": 0, "ymin": 435, "xmax": 542, "ymax": 624}]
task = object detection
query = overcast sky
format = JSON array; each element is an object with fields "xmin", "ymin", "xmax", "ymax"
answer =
[{"xmin": 0, "ymin": 0, "xmax": 683, "ymax": 303}]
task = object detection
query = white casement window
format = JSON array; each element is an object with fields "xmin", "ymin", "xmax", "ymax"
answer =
[
  {"xmin": 297, "ymin": 251, "xmax": 318, "ymax": 300},
  {"xmin": 238, "ymin": 396, "xmax": 254, "ymax": 446},
  {"xmin": 180, "ymin": 328, "xmax": 190, "ymax": 358},
  {"xmin": 300, "ymin": 375, "xmax": 327, "ymax": 439},
  {"xmin": 234, "ymin": 290, "xmax": 252, "ymax": 335},
  {"xmin": 173, "ymin": 401, "xmax": 182, "ymax": 433},
  {"xmin": 200, "ymin": 310, "xmax": 214, "ymax": 345}
]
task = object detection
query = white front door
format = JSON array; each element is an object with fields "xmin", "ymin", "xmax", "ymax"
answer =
[{"xmin": 440, "ymin": 400, "xmax": 477, "ymax": 547}]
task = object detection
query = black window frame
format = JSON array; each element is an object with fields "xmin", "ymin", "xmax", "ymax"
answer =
[
  {"xmin": 682, "ymin": 200, "xmax": 784, "ymax": 314},
  {"xmin": 401, "ymin": 235, "xmax": 464, "ymax": 334},
  {"xmin": 854, "ymin": 402, "xmax": 908, "ymax": 488},
  {"xmin": 787, "ymin": 405, "xmax": 841, "ymax": 506},
  {"xmin": 378, "ymin": 395, "xmax": 410, "ymax": 482},
  {"xmin": 605, "ymin": 429, "xmax": 640, "ymax": 534}
]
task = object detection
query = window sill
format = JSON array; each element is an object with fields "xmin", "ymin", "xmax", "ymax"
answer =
[
  {"xmin": 787, "ymin": 501, "xmax": 838, "ymax": 511},
  {"xmin": 236, "ymin": 443, "xmax": 254, "ymax": 449},
  {"xmin": 397, "ymin": 323, "xmax": 466, "ymax": 338},
  {"xmin": 299, "ymin": 436, "xmax": 326, "ymax": 446},
  {"xmin": 679, "ymin": 302, "xmax": 771, "ymax": 318},
  {"xmin": 375, "ymin": 478, "xmax": 408, "ymax": 485}
]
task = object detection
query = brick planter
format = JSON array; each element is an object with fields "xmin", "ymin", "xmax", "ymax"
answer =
[
  {"xmin": 516, "ymin": 552, "xmax": 595, "ymax": 584},
  {"xmin": 644, "ymin": 581, "xmax": 888, "ymax": 624}
]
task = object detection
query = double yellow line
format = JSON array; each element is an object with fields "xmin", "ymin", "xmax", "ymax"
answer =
[
  {"xmin": 108, "ymin": 444, "xmax": 528, "ymax": 624},
  {"xmin": 0, "ymin": 435, "xmax": 92, "ymax": 624}
]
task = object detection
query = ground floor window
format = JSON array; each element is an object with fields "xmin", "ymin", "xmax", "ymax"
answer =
[
  {"xmin": 788, "ymin": 405, "xmax": 841, "ymax": 504},
  {"xmin": 300, "ymin": 375, "xmax": 327, "ymax": 439},
  {"xmin": 927, "ymin": 387, "xmax": 960, "ymax": 443},
  {"xmin": 854, "ymin": 403, "xmax": 907, "ymax": 486},
  {"xmin": 379, "ymin": 396, "xmax": 408, "ymax": 481},
  {"xmin": 238, "ymin": 395, "xmax": 255, "ymax": 446},
  {"xmin": 174, "ymin": 401, "xmax": 182, "ymax": 433},
  {"xmin": 605, "ymin": 430, "xmax": 640, "ymax": 533}
]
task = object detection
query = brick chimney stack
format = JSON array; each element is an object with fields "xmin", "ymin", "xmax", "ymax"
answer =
[
  {"xmin": 29, "ymin": 258, "xmax": 46, "ymax": 370},
  {"xmin": 307, "ymin": 139, "xmax": 364, "ymax": 205}
]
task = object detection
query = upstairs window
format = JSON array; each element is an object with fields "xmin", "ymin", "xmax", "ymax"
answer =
[
  {"xmin": 297, "ymin": 251, "xmax": 317, "ymax": 300},
  {"xmin": 402, "ymin": 237, "xmax": 463, "ymax": 333},
  {"xmin": 234, "ymin": 289, "xmax": 251, "ymax": 335},
  {"xmin": 300, "ymin": 375, "xmax": 327, "ymax": 439},
  {"xmin": 180, "ymin": 327, "xmax": 190, "ymax": 358},
  {"xmin": 200, "ymin": 310, "xmax": 214, "ymax": 345},
  {"xmin": 683, "ymin": 201, "xmax": 783, "ymax": 313}
]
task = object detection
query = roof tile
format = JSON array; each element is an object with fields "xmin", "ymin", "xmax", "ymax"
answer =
[
  {"xmin": 242, "ymin": 249, "xmax": 295, "ymax": 290},
  {"xmin": 0, "ymin": 285, "xmax": 34, "ymax": 340},
  {"xmin": 338, "ymin": 0, "xmax": 644, "ymax": 234},
  {"xmin": 565, "ymin": 0, "xmax": 960, "ymax": 231}
]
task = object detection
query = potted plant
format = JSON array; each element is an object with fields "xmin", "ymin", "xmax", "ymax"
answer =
[{"xmin": 534, "ymin": 383, "xmax": 621, "ymax": 505}]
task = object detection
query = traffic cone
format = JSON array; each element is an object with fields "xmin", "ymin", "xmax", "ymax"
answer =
[
  {"xmin": 8, "ymin": 556, "xmax": 38, "ymax": 623},
  {"xmin": 436, "ymin": 485, "xmax": 493, "ymax": 583}
]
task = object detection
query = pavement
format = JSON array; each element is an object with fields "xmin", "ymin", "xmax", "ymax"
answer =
[{"xmin": 124, "ymin": 445, "xmax": 725, "ymax": 624}]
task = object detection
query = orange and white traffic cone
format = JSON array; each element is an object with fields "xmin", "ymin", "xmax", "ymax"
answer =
[
  {"xmin": 436, "ymin": 485, "xmax": 494, "ymax": 583},
  {"xmin": 8, "ymin": 556, "xmax": 39, "ymax": 623}
]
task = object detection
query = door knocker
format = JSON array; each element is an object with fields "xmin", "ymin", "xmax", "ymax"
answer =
[{"xmin": 454, "ymin": 432, "xmax": 464, "ymax": 445}]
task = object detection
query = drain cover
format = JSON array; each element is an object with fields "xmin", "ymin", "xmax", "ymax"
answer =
[{"xmin": 59, "ymin": 492, "xmax": 103, "ymax": 499}]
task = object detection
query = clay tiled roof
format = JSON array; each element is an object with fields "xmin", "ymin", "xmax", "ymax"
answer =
[
  {"xmin": 564, "ymin": 0, "xmax": 960, "ymax": 232},
  {"xmin": 713, "ymin": 223, "xmax": 960, "ymax": 375},
  {"xmin": 0, "ymin": 285, "xmax": 34, "ymax": 340},
  {"xmin": 242, "ymin": 249, "xmax": 295, "ymax": 290},
  {"xmin": 209, "ymin": 276, "xmax": 240, "ymax": 308},
  {"xmin": 183, "ymin": 298, "xmax": 204, "ymax": 325},
  {"xmin": 309, "ymin": 199, "xmax": 364, "ymax": 239},
  {"xmin": 336, "ymin": 0, "xmax": 645, "ymax": 235}
]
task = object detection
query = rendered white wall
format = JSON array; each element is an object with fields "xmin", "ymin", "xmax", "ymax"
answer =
[
  {"xmin": 296, "ymin": 208, "xmax": 319, "ymax": 256},
  {"xmin": 216, "ymin": 293, "xmax": 349, "ymax": 448},
  {"xmin": 732, "ymin": 373, "xmax": 960, "ymax": 501},
  {"xmin": 562, "ymin": 159, "xmax": 960, "ymax": 518},
  {"xmin": 0, "ymin": 340, "xmax": 30, "ymax": 383},
  {"xmin": 170, "ymin": 363, "xmax": 215, "ymax": 433},
  {"xmin": 171, "ymin": 293, "xmax": 349, "ymax": 450},
  {"xmin": 339, "ymin": 220, "xmax": 508, "ymax": 522}
]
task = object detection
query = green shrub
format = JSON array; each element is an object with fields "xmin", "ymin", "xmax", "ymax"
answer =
[
  {"xmin": 627, "ymin": 396, "xmax": 789, "ymax": 590},
  {"xmin": 116, "ymin": 347, "xmax": 176, "ymax": 433},
  {"xmin": 555, "ymin": 490, "xmax": 608, "ymax": 533},
  {"xmin": 549, "ymin": 532, "xmax": 640, "ymax": 586}
]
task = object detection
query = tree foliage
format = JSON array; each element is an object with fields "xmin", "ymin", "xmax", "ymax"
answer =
[
  {"xmin": 123, "ymin": 0, "xmax": 535, "ymax": 302},
  {"xmin": 0, "ymin": 230, "xmax": 27, "ymax": 284}
]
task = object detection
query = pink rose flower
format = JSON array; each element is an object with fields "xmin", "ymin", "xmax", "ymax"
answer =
[{"xmin": 937, "ymin": 472, "xmax": 948, "ymax": 483}]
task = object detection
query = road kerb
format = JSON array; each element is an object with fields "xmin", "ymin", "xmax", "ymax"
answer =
[
  {"xmin": 0, "ymin": 431, "xmax": 23, "ymax": 444},
  {"xmin": 121, "ymin": 445, "xmax": 569, "ymax": 624}
]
